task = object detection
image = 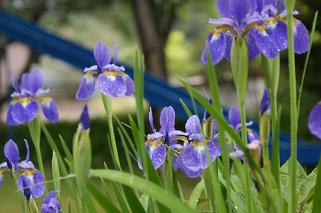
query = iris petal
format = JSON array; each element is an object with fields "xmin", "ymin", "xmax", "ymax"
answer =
[
  {"xmin": 202, "ymin": 32, "xmax": 226, "ymax": 65},
  {"xmin": 4, "ymin": 140, "xmax": 20, "ymax": 169},
  {"xmin": 31, "ymin": 69, "xmax": 43, "ymax": 94},
  {"xmin": 6, "ymin": 104, "xmax": 20, "ymax": 126},
  {"xmin": 185, "ymin": 115, "xmax": 202, "ymax": 135},
  {"xmin": 41, "ymin": 98, "xmax": 59, "ymax": 123},
  {"xmin": 75, "ymin": 74, "xmax": 96, "ymax": 100},
  {"xmin": 308, "ymin": 103, "xmax": 321, "ymax": 140},
  {"xmin": 124, "ymin": 75, "xmax": 135, "ymax": 96},
  {"xmin": 267, "ymin": 20, "xmax": 288, "ymax": 51},
  {"xmin": 160, "ymin": 106, "xmax": 175, "ymax": 133},
  {"xmin": 97, "ymin": 72, "xmax": 127, "ymax": 97},
  {"xmin": 11, "ymin": 100, "xmax": 38, "ymax": 124},
  {"xmin": 94, "ymin": 42, "xmax": 111, "ymax": 69},
  {"xmin": 146, "ymin": 143, "xmax": 166, "ymax": 169},
  {"xmin": 228, "ymin": 107, "xmax": 241, "ymax": 130},
  {"xmin": 251, "ymin": 28, "xmax": 279, "ymax": 58},
  {"xmin": 247, "ymin": 31, "xmax": 261, "ymax": 60},
  {"xmin": 294, "ymin": 20, "xmax": 309, "ymax": 54}
]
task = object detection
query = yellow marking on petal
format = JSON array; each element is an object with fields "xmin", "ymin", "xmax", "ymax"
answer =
[
  {"xmin": 170, "ymin": 136, "xmax": 188, "ymax": 143},
  {"xmin": 191, "ymin": 141, "xmax": 205, "ymax": 150},
  {"xmin": 85, "ymin": 71, "xmax": 96, "ymax": 79},
  {"xmin": 19, "ymin": 168, "xmax": 36, "ymax": 176},
  {"xmin": 103, "ymin": 70, "xmax": 126, "ymax": 77},
  {"xmin": 145, "ymin": 137, "xmax": 164, "ymax": 148},
  {"xmin": 267, "ymin": 17, "xmax": 278, "ymax": 29},
  {"xmin": 12, "ymin": 97, "xmax": 32, "ymax": 107}
]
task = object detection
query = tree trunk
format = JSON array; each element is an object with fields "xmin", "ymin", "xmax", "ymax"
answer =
[{"xmin": 130, "ymin": 0, "xmax": 168, "ymax": 79}]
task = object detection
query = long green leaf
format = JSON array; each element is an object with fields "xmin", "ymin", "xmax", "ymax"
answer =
[
  {"xmin": 90, "ymin": 169, "xmax": 195, "ymax": 213},
  {"xmin": 312, "ymin": 156, "xmax": 321, "ymax": 213},
  {"xmin": 188, "ymin": 179, "xmax": 205, "ymax": 209}
]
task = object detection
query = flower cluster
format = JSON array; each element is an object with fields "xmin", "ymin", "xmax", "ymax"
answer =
[
  {"xmin": 6, "ymin": 69, "xmax": 59, "ymax": 126},
  {"xmin": 0, "ymin": 139, "xmax": 45, "ymax": 200},
  {"xmin": 76, "ymin": 42, "xmax": 134, "ymax": 100},
  {"xmin": 143, "ymin": 104, "xmax": 261, "ymax": 178},
  {"xmin": 202, "ymin": 0, "xmax": 309, "ymax": 64}
]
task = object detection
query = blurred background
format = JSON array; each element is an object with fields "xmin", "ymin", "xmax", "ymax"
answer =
[{"xmin": 0, "ymin": 0, "xmax": 320, "ymax": 211}]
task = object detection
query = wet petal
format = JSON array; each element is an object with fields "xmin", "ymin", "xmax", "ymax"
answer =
[
  {"xmin": 75, "ymin": 73, "xmax": 96, "ymax": 100},
  {"xmin": 6, "ymin": 104, "xmax": 20, "ymax": 126},
  {"xmin": 41, "ymin": 191, "xmax": 61, "ymax": 213},
  {"xmin": 251, "ymin": 28, "xmax": 279, "ymax": 58},
  {"xmin": 160, "ymin": 106, "xmax": 175, "ymax": 133},
  {"xmin": 19, "ymin": 175, "xmax": 32, "ymax": 200},
  {"xmin": 268, "ymin": 20, "xmax": 288, "ymax": 51},
  {"xmin": 94, "ymin": 42, "xmax": 111, "ymax": 68},
  {"xmin": 185, "ymin": 115, "xmax": 201, "ymax": 135},
  {"xmin": 228, "ymin": 107, "xmax": 241, "ymax": 130},
  {"xmin": 201, "ymin": 32, "xmax": 226, "ymax": 65},
  {"xmin": 247, "ymin": 30, "xmax": 261, "ymax": 60},
  {"xmin": 11, "ymin": 100, "xmax": 38, "ymax": 124},
  {"xmin": 124, "ymin": 75, "xmax": 135, "ymax": 96},
  {"xmin": 308, "ymin": 103, "xmax": 321, "ymax": 140},
  {"xmin": 174, "ymin": 154, "xmax": 203, "ymax": 178},
  {"xmin": 216, "ymin": 0, "xmax": 231, "ymax": 17},
  {"xmin": 208, "ymin": 140, "xmax": 221, "ymax": 161},
  {"xmin": 146, "ymin": 143, "xmax": 166, "ymax": 169},
  {"xmin": 31, "ymin": 170, "xmax": 45, "ymax": 198},
  {"xmin": 4, "ymin": 139, "xmax": 20, "ymax": 169},
  {"xmin": 294, "ymin": 20, "xmax": 309, "ymax": 54},
  {"xmin": 31, "ymin": 69, "xmax": 43, "ymax": 94},
  {"xmin": 41, "ymin": 98, "xmax": 59, "ymax": 123},
  {"xmin": 224, "ymin": 33, "xmax": 233, "ymax": 60},
  {"xmin": 97, "ymin": 72, "xmax": 127, "ymax": 97}
]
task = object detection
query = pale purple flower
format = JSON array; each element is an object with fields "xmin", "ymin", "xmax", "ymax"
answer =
[
  {"xmin": 41, "ymin": 191, "xmax": 61, "ymax": 213},
  {"xmin": 308, "ymin": 102, "xmax": 321, "ymax": 140},
  {"xmin": 76, "ymin": 42, "xmax": 134, "ymax": 100}
]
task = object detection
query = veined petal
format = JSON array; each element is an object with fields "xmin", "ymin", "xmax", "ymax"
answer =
[
  {"xmin": 174, "ymin": 154, "xmax": 203, "ymax": 178},
  {"xmin": 31, "ymin": 69, "xmax": 43, "ymax": 94},
  {"xmin": 11, "ymin": 100, "xmax": 38, "ymax": 124},
  {"xmin": 41, "ymin": 191, "xmax": 61, "ymax": 213},
  {"xmin": 6, "ymin": 104, "xmax": 20, "ymax": 126},
  {"xmin": 97, "ymin": 71, "xmax": 127, "ymax": 97},
  {"xmin": 294, "ymin": 20, "xmax": 309, "ymax": 54},
  {"xmin": 41, "ymin": 98, "xmax": 59, "ymax": 123},
  {"xmin": 202, "ymin": 31, "xmax": 226, "ymax": 65},
  {"xmin": 18, "ymin": 170, "xmax": 45, "ymax": 199},
  {"xmin": 12, "ymin": 74, "xmax": 20, "ymax": 93},
  {"xmin": 4, "ymin": 140, "xmax": 20, "ymax": 169},
  {"xmin": 145, "ymin": 142, "xmax": 166, "ymax": 169},
  {"xmin": 267, "ymin": 20, "xmax": 288, "ymax": 51},
  {"xmin": 75, "ymin": 73, "xmax": 96, "ymax": 100},
  {"xmin": 185, "ymin": 115, "xmax": 201, "ymax": 135},
  {"xmin": 224, "ymin": 33, "xmax": 233, "ymax": 61},
  {"xmin": 148, "ymin": 107, "xmax": 155, "ymax": 131},
  {"xmin": 229, "ymin": 0, "xmax": 250, "ymax": 22},
  {"xmin": 19, "ymin": 175, "xmax": 32, "ymax": 200},
  {"xmin": 84, "ymin": 65, "xmax": 98, "ymax": 73},
  {"xmin": 124, "ymin": 75, "xmax": 135, "ymax": 96},
  {"xmin": 21, "ymin": 73, "xmax": 32, "ymax": 93},
  {"xmin": 31, "ymin": 170, "xmax": 45, "ymax": 198},
  {"xmin": 208, "ymin": 17, "xmax": 235, "ymax": 26},
  {"xmin": 251, "ymin": 28, "xmax": 279, "ymax": 58},
  {"xmin": 308, "ymin": 103, "xmax": 321, "ymax": 140},
  {"xmin": 216, "ymin": 0, "xmax": 231, "ymax": 17},
  {"xmin": 160, "ymin": 106, "xmax": 175, "ymax": 133},
  {"xmin": 247, "ymin": 31, "xmax": 261, "ymax": 60},
  {"xmin": 94, "ymin": 42, "xmax": 111, "ymax": 69}
]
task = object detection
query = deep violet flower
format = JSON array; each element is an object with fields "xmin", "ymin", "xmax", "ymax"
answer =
[
  {"xmin": 41, "ymin": 191, "xmax": 61, "ymax": 213},
  {"xmin": 202, "ymin": 0, "xmax": 309, "ymax": 65},
  {"xmin": 174, "ymin": 115, "xmax": 221, "ymax": 178},
  {"xmin": 308, "ymin": 102, "xmax": 321, "ymax": 140},
  {"xmin": 143, "ymin": 106, "xmax": 186, "ymax": 169},
  {"xmin": 260, "ymin": 88, "xmax": 271, "ymax": 116},
  {"xmin": 76, "ymin": 42, "xmax": 134, "ymax": 100},
  {"xmin": 0, "ymin": 140, "xmax": 45, "ymax": 199},
  {"xmin": 6, "ymin": 69, "xmax": 59, "ymax": 126},
  {"xmin": 228, "ymin": 106, "xmax": 253, "ymax": 130},
  {"xmin": 79, "ymin": 104, "xmax": 90, "ymax": 130}
]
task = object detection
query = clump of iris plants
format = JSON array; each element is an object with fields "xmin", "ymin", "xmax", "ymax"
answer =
[{"xmin": 1, "ymin": 0, "xmax": 321, "ymax": 212}]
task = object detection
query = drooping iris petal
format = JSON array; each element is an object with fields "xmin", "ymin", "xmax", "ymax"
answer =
[
  {"xmin": 224, "ymin": 33, "xmax": 233, "ymax": 60},
  {"xmin": 308, "ymin": 103, "xmax": 321, "ymax": 140},
  {"xmin": 124, "ymin": 75, "xmax": 135, "ymax": 96},
  {"xmin": 31, "ymin": 69, "xmax": 43, "ymax": 94},
  {"xmin": 4, "ymin": 139, "xmax": 20, "ymax": 169},
  {"xmin": 247, "ymin": 31, "xmax": 261, "ymax": 60},
  {"xmin": 18, "ymin": 170, "xmax": 45, "ymax": 199},
  {"xmin": 80, "ymin": 104, "xmax": 90, "ymax": 130},
  {"xmin": 202, "ymin": 32, "xmax": 226, "ymax": 65},
  {"xmin": 145, "ymin": 141, "xmax": 166, "ymax": 169},
  {"xmin": 41, "ymin": 191, "xmax": 61, "ymax": 213},
  {"xmin": 97, "ymin": 72, "xmax": 127, "ymax": 97},
  {"xmin": 268, "ymin": 20, "xmax": 288, "ymax": 51},
  {"xmin": 160, "ymin": 106, "xmax": 175, "ymax": 133},
  {"xmin": 75, "ymin": 73, "xmax": 96, "ymax": 100},
  {"xmin": 294, "ymin": 20, "xmax": 309, "ymax": 54},
  {"xmin": 174, "ymin": 153, "xmax": 203, "ymax": 178},
  {"xmin": 94, "ymin": 42, "xmax": 111, "ymax": 69},
  {"xmin": 6, "ymin": 104, "xmax": 20, "ymax": 126},
  {"xmin": 41, "ymin": 98, "xmax": 59, "ymax": 123},
  {"xmin": 260, "ymin": 88, "xmax": 271, "ymax": 115},
  {"xmin": 228, "ymin": 107, "xmax": 241, "ymax": 130},
  {"xmin": 251, "ymin": 28, "xmax": 279, "ymax": 58},
  {"xmin": 11, "ymin": 100, "xmax": 38, "ymax": 124}
]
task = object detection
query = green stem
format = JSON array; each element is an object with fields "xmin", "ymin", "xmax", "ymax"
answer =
[
  {"xmin": 286, "ymin": 1, "xmax": 298, "ymax": 212},
  {"xmin": 101, "ymin": 94, "xmax": 121, "ymax": 170}
]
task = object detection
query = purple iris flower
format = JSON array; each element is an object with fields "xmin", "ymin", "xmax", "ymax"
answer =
[
  {"xmin": 41, "ymin": 191, "xmax": 61, "ymax": 213},
  {"xmin": 202, "ymin": 0, "xmax": 309, "ymax": 65},
  {"xmin": 228, "ymin": 106, "xmax": 253, "ymax": 130},
  {"xmin": 229, "ymin": 128, "xmax": 261, "ymax": 159},
  {"xmin": 6, "ymin": 69, "xmax": 59, "ymax": 126},
  {"xmin": 144, "ymin": 106, "xmax": 186, "ymax": 169},
  {"xmin": 308, "ymin": 102, "xmax": 321, "ymax": 140},
  {"xmin": 0, "ymin": 140, "xmax": 45, "ymax": 199},
  {"xmin": 174, "ymin": 115, "xmax": 221, "ymax": 178},
  {"xmin": 260, "ymin": 88, "xmax": 271, "ymax": 116},
  {"xmin": 76, "ymin": 42, "xmax": 134, "ymax": 100}
]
